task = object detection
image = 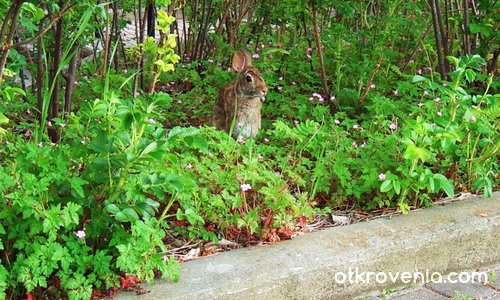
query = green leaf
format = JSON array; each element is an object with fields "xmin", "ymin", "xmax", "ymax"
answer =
[
  {"xmin": 434, "ymin": 174, "xmax": 454, "ymax": 198},
  {"xmin": 0, "ymin": 112, "xmax": 8, "ymax": 125},
  {"xmin": 380, "ymin": 180, "xmax": 392, "ymax": 193},
  {"xmin": 412, "ymin": 75, "xmax": 428, "ymax": 83}
]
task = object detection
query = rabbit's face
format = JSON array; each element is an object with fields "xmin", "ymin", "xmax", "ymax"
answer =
[{"xmin": 236, "ymin": 67, "xmax": 268, "ymax": 101}]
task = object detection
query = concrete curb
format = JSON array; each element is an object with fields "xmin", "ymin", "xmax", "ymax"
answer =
[{"xmin": 117, "ymin": 193, "xmax": 500, "ymax": 299}]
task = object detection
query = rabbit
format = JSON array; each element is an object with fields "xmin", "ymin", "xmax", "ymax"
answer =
[{"xmin": 212, "ymin": 49, "xmax": 268, "ymax": 139}]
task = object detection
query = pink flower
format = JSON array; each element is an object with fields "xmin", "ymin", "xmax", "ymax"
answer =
[
  {"xmin": 378, "ymin": 173, "xmax": 386, "ymax": 181},
  {"xmin": 47, "ymin": 121, "xmax": 52, "ymax": 127},
  {"xmin": 240, "ymin": 183, "xmax": 252, "ymax": 192},
  {"xmin": 418, "ymin": 102, "xmax": 424, "ymax": 108},
  {"xmin": 264, "ymin": 138, "xmax": 270, "ymax": 143},
  {"xmin": 306, "ymin": 54, "xmax": 312, "ymax": 59},
  {"xmin": 268, "ymin": 55, "xmax": 273, "ymax": 59},
  {"xmin": 334, "ymin": 119, "xmax": 341, "ymax": 125},
  {"xmin": 370, "ymin": 84, "xmax": 376, "ymax": 89},
  {"xmin": 389, "ymin": 123, "xmax": 397, "ymax": 130},
  {"xmin": 353, "ymin": 124, "xmax": 359, "ymax": 130},
  {"xmin": 307, "ymin": 47, "xmax": 313, "ymax": 52},
  {"xmin": 393, "ymin": 90, "xmax": 398, "ymax": 96},
  {"xmin": 417, "ymin": 69, "xmax": 422, "ymax": 75},
  {"xmin": 76, "ymin": 230, "xmax": 86, "ymax": 239},
  {"xmin": 434, "ymin": 97, "xmax": 441, "ymax": 103},
  {"xmin": 294, "ymin": 120, "xmax": 299, "ymax": 124},
  {"xmin": 252, "ymin": 53, "xmax": 260, "ymax": 59},
  {"xmin": 186, "ymin": 164, "xmax": 193, "ymax": 170}
]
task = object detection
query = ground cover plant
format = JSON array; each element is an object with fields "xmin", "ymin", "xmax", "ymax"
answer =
[{"xmin": 0, "ymin": 0, "xmax": 498, "ymax": 299}]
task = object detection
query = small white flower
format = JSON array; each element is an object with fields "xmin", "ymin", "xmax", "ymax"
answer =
[
  {"xmin": 330, "ymin": 96, "xmax": 336, "ymax": 101},
  {"xmin": 76, "ymin": 230, "xmax": 86, "ymax": 239},
  {"xmin": 264, "ymin": 138, "xmax": 270, "ymax": 143},
  {"xmin": 293, "ymin": 120, "xmax": 299, "ymax": 124},
  {"xmin": 252, "ymin": 53, "xmax": 260, "ymax": 59},
  {"xmin": 370, "ymin": 84, "xmax": 376, "ymax": 89},
  {"xmin": 423, "ymin": 91, "xmax": 429, "ymax": 96},
  {"xmin": 434, "ymin": 97, "xmax": 441, "ymax": 103},
  {"xmin": 437, "ymin": 111, "xmax": 442, "ymax": 116},
  {"xmin": 38, "ymin": 142, "xmax": 43, "ymax": 147},
  {"xmin": 279, "ymin": 76, "xmax": 283, "ymax": 81},
  {"xmin": 353, "ymin": 124, "xmax": 359, "ymax": 130},
  {"xmin": 334, "ymin": 119, "xmax": 340, "ymax": 125},
  {"xmin": 186, "ymin": 163, "xmax": 193, "ymax": 170},
  {"xmin": 240, "ymin": 183, "xmax": 252, "ymax": 192},
  {"xmin": 393, "ymin": 90, "xmax": 398, "ymax": 96}
]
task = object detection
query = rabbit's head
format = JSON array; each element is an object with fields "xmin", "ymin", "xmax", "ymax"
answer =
[{"xmin": 232, "ymin": 50, "xmax": 268, "ymax": 101}]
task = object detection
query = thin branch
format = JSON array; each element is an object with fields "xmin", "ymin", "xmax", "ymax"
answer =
[{"xmin": 12, "ymin": 3, "xmax": 77, "ymax": 48}]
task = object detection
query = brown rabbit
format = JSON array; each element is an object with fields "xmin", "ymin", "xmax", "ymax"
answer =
[{"xmin": 212, "ymin": 50, "xmax": 268, "ymax": 139}]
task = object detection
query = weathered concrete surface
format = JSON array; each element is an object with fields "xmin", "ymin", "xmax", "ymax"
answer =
[{"xmin": 117, "ymin": 193, "xmax": 500, "ymax": 299}]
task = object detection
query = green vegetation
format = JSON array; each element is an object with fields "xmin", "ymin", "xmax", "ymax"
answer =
[{"xmin": 0, "ymin": 0, "xmax": 498, "ymax": 298}]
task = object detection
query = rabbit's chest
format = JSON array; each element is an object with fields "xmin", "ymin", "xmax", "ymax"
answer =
[{"xmin": 228, "ymin": 96, "xmax": 261, "ymax": 138}]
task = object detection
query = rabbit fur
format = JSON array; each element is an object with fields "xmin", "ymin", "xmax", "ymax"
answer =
[{"xmin": 212, "ymin": 50, "xmax": 268, "ymax": 139}]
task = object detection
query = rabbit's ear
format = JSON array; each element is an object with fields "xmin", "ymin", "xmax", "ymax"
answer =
[{"xmin": 232, "ymin": 50, "xmax": 252, "ymax": 72}]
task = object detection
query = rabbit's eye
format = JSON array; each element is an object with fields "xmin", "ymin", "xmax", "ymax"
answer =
[{"xmin": 245, "ymin": 74, "xmax": 253, "ymax": 82}]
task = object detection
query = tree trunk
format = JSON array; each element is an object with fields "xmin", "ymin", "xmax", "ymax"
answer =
[{"xmin": 0, "ymin": 0, "xmax": 25, "ymax": 85}]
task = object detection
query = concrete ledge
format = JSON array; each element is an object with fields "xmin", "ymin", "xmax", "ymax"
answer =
[{"xmin": 117, "ymin": 193, "xmax": 500, "ymax": 299}]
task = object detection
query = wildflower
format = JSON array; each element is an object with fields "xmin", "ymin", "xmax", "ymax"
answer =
[
  {"xmin": 292, "ymin": 82, "xmax": 296, "ymax": 86},
  {"xmin": 308, "ymin": 97, "xmax": 313, "ymax": 101},
  {"xmin": 208, "ymin": 59, "xmax": 214, "ymax": 63},
  {"xmin": 294, "ymin": 120, "xmax": 299, "ymax": 124},
  {"xmin": 148, "ymin": 118, "xmax": 156, "ymax": 124},
  {"xmin": 378, "ymin": 173, "xmax": 386, "ymax": 181},
  {"xmin": 409, "ymin": 59, "xmax": 415, "ymax": 64},
  {"xmin": 361, "ymin": 142, "xmax": 366, "ymax": 148},
  {"xmin": 307, "ymin": 47, "xmax": 313, "ymax": 52},
  {"xmin": 264, "ymin": 138, "xmax": 270, "ymax": 143},
  {"xmin": 389, "ymin": 123, "xmax": 397, "ymax": 131},
  {"xmin": 59, "ymin": 123, "xmax": 66, "ymax": 127},
  {"xmin": 417, "ymin": 69, "xmax": 422, "ymax": 75},
  {"xmin": 76, "ymin": 230, "xmax": 86, "ymax": 239},
  {"xmin": 418, "ymin": 102, "xmax": 424, "ymax": 108},
  {"xmin": 306, "ymin": 54, "xmax": 312, "ymax": 59},
  {"xmin": 279, "ymin": 76, "xmax": 283, "ymax": 81},
  {"xmin": 268, "ymin": 55, "xmax": 273, "ymax": 59},
  {"xmin": 38, "ymin": 142, "xmax": 42, "ymax": 148},
  {"xmin": 186, "ymin": 163, "xmax": 193, "ymax": 170},
  {"xmin": 177, "ymin": 100, "xmax": 183, "ymax": 104},
  {"xmin": 470, "ymin": 116, "xmax": 476, "ymax": 122},
  {"xmin": 352, "ymin": 141, "xmax": 358, "ymax": 148},
  {"xmin": 227, "ymin": 67, "xmax": 232, "ymax": 72},
  {"xmin": 353, "ymin": 124, "xmax": 359, "ymax": 130},
  {"xmin": 252, "ymin": 53, "xmax": 260, "ymax": 59},
  {"xmin": 423, "ymin": 91, "xmax": 429, "ymax": 96},
  {"xmin": 277, "ymin": 86, "xmax": 282, "ymax": 91},
  {"xmin": 434, "ymin": 97, "xmax": 441, "ymax": 103},
  {"xmin": 26, "ymin": 109, "xmax": 31, "ymax": 115},
  {"xmin": 330, "ymin": 96, "xmax": 336, "ymax": 101},
  {"xmin": 240, "ymin": 183, "xmax": 252, "ymax": 192},
  {"xmin": 437, "ymin": 111, "xmax": 442, "ymax": 116},
  {"xmin": 334, "ymin": 119, "xmax": 341, "ymax": 125},
  {"xmin": 393, "ymin": 90, "xmax": 398, "ymax": 96},
  {"xmin": 370, "ymin": 84, "xmax": 376, "ymax": 89}
]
